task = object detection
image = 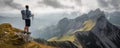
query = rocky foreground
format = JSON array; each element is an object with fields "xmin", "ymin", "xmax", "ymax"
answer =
[{"xmin": 0, "ymin": 23, "xmax": 56, "ymax": 48}]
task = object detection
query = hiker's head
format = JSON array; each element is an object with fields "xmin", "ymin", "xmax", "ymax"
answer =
[{"xmin": 25, "ymin": 5, "xmax": 29, "ymax": 9}]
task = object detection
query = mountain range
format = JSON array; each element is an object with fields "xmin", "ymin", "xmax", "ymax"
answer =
[{"xmin": 48, "ymin": 9, "xmax": 120, "ymax": 48}]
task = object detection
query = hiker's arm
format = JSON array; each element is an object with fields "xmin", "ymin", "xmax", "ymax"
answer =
[
  {"xmin": 30, "ymin": 11, "xmax": 34, "ymax": 20},
  {"xmin": 31, "ymin": 14, "xmax": 34, "ymax": 17},
  {"xmin": 30, "ymin": 11, "xmax": 34, "ymax": 17}
]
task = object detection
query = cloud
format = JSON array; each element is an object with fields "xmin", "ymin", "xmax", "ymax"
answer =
[
  {"xmin": 38, "ymin": 0, "xmax": 76, "ymax": 9},
  {"xmin": 109, "ymin": 0, "xmax": 120, "ymax": 9},
  {"xmin": 74, "ymin": 0, "xmax": 82, "ymax": 6},
  {"xmin": 0, "ymin": 0, "xmax": 23, "ymax": 10},
  {"xmin": 38, "ymin": 0, "xmax": 65, "ymax": 8},
  {"xmin": 97, "ymin": 0, "xmax": 109, "ymax": 8},
  {"xmin": 97, "ymin": 0, "xmax": 120, "ymax": 10}
]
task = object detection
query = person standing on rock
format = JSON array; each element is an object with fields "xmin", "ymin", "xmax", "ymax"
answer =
[{"xmin": 21, "ymin": 5, "xmax": 33, "ymax": 33}]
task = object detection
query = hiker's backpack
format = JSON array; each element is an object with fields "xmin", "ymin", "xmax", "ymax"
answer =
[
  {"xmin": 21, "ymin": 10, "xmax": 33, "ymax": 20},
  {"xmin": 21, "ymin": 10, "xmax": 26, "ymax": 20}
]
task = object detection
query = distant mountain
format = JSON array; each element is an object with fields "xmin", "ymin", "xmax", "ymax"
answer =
[
  {"xmin": 76, "ymin": 11, "xmax": 120, "ymax": 48},
  {"xmin": 48, "ymin": 9, "xmax": 120, "ymax": 48},
  {"xmin": 42, "ymin": 9, "xmax": 105, "ymax": 39},
  {"xmin": 36, "ymin": 9, "xmax": 120, "ymax": 40}
]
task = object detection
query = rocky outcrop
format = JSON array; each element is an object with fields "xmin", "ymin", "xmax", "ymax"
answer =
[{"xmin": 0, "ymin": 23, "xmax": 57, "ymax": 48}]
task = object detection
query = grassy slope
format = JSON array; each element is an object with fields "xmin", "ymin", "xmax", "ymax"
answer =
[{"xmin": 0, "ymin": 23, "xmax": 56, "ymax": 48}]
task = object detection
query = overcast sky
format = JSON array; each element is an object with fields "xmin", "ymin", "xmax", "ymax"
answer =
[{"xmin": 0, "ymin": 0, "xmax": 120, "ymax": 14}]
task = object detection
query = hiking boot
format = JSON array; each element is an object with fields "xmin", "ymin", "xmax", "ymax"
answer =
[
  {"xmin": 22, "ymin": 32, "xmax": 31, "ymax": 34},
  {"xmin": 26, "ymin": 32, "xmax": 31, "ymax": 34}
]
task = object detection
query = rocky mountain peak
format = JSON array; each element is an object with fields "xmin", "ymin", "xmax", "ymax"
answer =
[{"xmin": 75, "ymin": 9, "xmax": 120, "ymax": 48}]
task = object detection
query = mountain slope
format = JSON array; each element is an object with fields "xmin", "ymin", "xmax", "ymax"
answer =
[
  {"xmin": 75, "ymin": 11, "xmax": 120, "ymax": 48},
  {"xmin": 48, "ymin": 9, "xmax": 103, "ymax": 42},
  {"xmin": 48, "ymin": 9, "xmax": 120, "ymax": 48}
]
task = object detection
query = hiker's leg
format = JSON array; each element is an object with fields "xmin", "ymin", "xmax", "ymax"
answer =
[
  {"xmin": 26, "ymin": 19, "xmax": 30, "ymax": 32},
  {"xmin": 24, "ymin": 27, "xmax": 26, "ymax": 32},
  {"xmin": 25, "ymin": 19, "xmax": 28, "ymax": 32},
  {"xmin": 24, "ymin": 26, "xmax": 27, "ymax": 32},
  {"xmin": 26, "ymin": 26, "xmax": 29, "ymax": 32},
  {"xmin": 27, "ymin": 27, "xmax": 29, "ymax": 32},
  {"xmin": 26, "ymin": 26, "xmax": 28, "ymax": 32}
]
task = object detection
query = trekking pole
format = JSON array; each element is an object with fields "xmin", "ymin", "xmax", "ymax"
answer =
[{"xmin": 32, "ymin": 14, "xmax": 34, "ymax": 20}]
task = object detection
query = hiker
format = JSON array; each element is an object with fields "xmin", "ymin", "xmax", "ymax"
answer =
[{"xmin": 21, "ymin": 5, "xmax": 33, "ymax": 33}]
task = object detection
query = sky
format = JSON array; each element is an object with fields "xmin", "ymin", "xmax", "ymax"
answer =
[{"xmin": 0, "ymin": 0, "xmax": 120, "ymax": 14}]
